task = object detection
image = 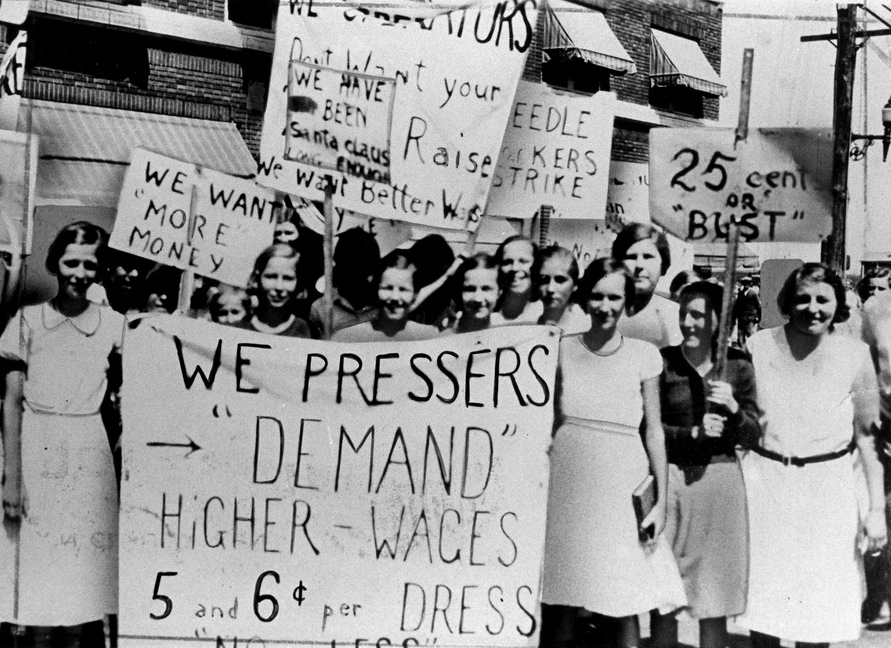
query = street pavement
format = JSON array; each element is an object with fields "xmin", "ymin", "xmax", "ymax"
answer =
[{"xmin": 670, "ymin": 616, "xmax": 891, "ymax": 648}]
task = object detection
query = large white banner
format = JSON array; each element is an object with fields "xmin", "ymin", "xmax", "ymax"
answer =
[
  {"xmin": 258, "ymin": 0, "xmax": 539, "ymax": 230},
  {"xmin": 110, "ymin": 148, "xmax": 277, "ymax": 287},
  {"xmin": 120, "ymin": 316, "xmax": 558, "ymax": 647},
  {"xmin": 486, "ymin": 81, "xmax": 614, "ymax": 220}
]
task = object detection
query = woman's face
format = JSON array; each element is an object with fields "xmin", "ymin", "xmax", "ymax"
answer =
[
  {"xmin": 462, "ymin": 267, "xmax": 500, "ymax": 322},
  {"xmin": 789, "ymin": 279, "xmax": 837, "ymax": 336},
  {"xmin": 499, "ymin": 239, "xmax": 535, "ymax": 296},
  {"xmin": 621, "ymin": 239, "xmax": 663, "ymax": 297},
  {"xmin": 585, "ymin": 272, "xmax": 626, "ymax": 332},
  {"xmin": 55, "ymin": 243, "xmax": 100, "ymax": 301},
  {"xmin": 274, "ymin": 221, "xmax": 299, "ymax": 245},
  {"xmin": 679, "ymin": 294, "xmax": 717, "ymax": 351},
  {"xmin": 537, "ymin": 255, "xmax": 575, "ymax": 316},
  {"xmin": 378, "ymin": 267, "xmax": 415, "ymax": 322},
  {"xmin": 865, "ymin": 276, "xmax": 890, "ymax": 303},
  {"xmin": 215, "ymin": 292, "xmax": 249, "ymax": 325},
  {"xmin": 259, "ymin": 255, "xmax": 298, "ymax": 309}
]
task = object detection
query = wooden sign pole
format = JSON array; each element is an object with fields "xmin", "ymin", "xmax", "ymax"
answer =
[
  {"xmin": 322, "ymin": 177, "xmax": 336, "ymax": 340},
  {"xmin": 176, "ymin": 182, "xmax": 200, "ymax": 314},
  {"xmin": 712, "ymin": 49, "xmax": 753, "ymax": 381}
]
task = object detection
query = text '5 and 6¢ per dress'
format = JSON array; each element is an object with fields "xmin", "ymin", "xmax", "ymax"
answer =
[
  {"xmin": 0, "ymin": 302, "xmax": 123, "ymax": 626},
  {"xmin": 542, "ymin": 334, "xmax": 674, "ymax": 617}
]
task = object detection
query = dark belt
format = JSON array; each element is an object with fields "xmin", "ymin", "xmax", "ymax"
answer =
[{"xmin": 751, "ymin": 441, "xmax": 856, "ymax": 467}]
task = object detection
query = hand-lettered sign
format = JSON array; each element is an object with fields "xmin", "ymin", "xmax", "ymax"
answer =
[
  {"xmin": 110, "ymin": 148, "xmax": 277, "ymax": 287},
  {"xmin": 486, "ymin": 81, "xmax": 614, "ymax": 220},
  {"xmin": 649, "ymin": 128, "xmax": 833, "ymax": 243},
  {"xmin": 258, "ymin": 0, "xmax": 539, "ymax": 230},
  {"xmin": 286, "ymin": 61, "xmax": 396, "ymax": 182},
  {"xmin": 120, "ymin": 316, "xmax": 557, "ymax": 648}
]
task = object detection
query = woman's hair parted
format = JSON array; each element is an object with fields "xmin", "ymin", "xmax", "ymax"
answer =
[
  {"xmin": 576, "ymin": 257, "xmax": 635, "ymax": 306},
  {"xmin": 679, "ymin": 281, "xmax": 724, "ymax": 321},
  {"xmin": 776, "ymin": 262, "xmax": 850, "ymax": 325},
  {"xmin": 46, "ymin": 220, "xmax": 110, "ymax": 278},
  {"xmin": 250, "ymin": 243, "xmax": 300, "ymax": 290},
  {"xmin": 610, "ymin": 223, "xmax": 671, "ymax": 276},
  {"xmin": 377, "ymin": 249, "xmax": 418, "ymax": 291}
]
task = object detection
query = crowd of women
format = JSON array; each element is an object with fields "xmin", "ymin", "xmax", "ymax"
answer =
[{"xmin": 0, "ymin": 217, "xmax": 889, "ymax": 648}]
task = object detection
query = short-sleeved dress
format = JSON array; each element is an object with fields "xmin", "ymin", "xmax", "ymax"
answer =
[
  {"xmin": 737, "ymin": 327, "xmax": 870, "ymax": 643},
  {"xmin": 0, "ymin": 302, "xmax": 124, "ymax": 626},
  {"xmin": 541, "ymin": 334, "xmax": 667, "ymax": 616},
  {"xmin": 618, "ymin": 294, "xmax": 683, "ymax": 349}
]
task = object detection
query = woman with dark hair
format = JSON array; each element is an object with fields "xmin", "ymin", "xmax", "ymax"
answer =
[
  {"xmin": 1, "ymin": 221, "xmax": 123, "ymax": 646},
  {"xmin": 858, "ymin": 265, "xmax": 891, "ymax": 305},
  {"xmin": 449, "ymin": 253, "xmax": 500, "ymax": 334},
  {"xmin": 333, "ymin": 250, "xmax": 439, "ymax": 342},
  {"xmin": 239, "ymin": 243, "xmax": 311, "ymax": 337},
  {"xmin": 534, "ymin": 245, "xmax": 588, "ymax": 334},
  {"xmin": 650, "ymin": 281, "xmax": 760, "ymax": 648},
  {"xmin": 541, "ymin": 258, "xmax": 677, "ymax": 648},
  {"xmin": 492, "ymin": 234, "xmax": 542, "ymax": 325},
  {"xmin": 612, "ymin": 223, "xmax": 682, "ymax": 348},
  {"xmin": 407, "ymin": 234, "xmax": 462, "ymax": 331},
  {"xmin": 738, "ymin": 262, "xmax": 887, "ymax": 647}
]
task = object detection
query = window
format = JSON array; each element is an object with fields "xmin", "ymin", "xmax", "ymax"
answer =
[{"xmin": 228, "ymin": 0, "xmax": 275, "ymax": 30}]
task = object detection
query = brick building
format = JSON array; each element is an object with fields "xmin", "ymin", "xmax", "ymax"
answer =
[
  {"xmin": 0, "ymin": 0, "xmax": 278, "ymax": 298},
  {"xmin": 0, "ymin": 0, "xmax": 725, "ymax": 294}
]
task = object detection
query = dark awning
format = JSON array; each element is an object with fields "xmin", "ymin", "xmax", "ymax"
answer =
[
  {"xmin": 650, "ymin": 28, "xmax": 726, "ymax": 97},
  {"xmin": 543, "ymin": 0, "xmax": 636, "ymax": 75}
]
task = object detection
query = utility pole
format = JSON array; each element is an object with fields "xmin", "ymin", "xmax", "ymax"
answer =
[{"xmin": 826, "ymin": 4, "xmax": 857, "ymax": 275}]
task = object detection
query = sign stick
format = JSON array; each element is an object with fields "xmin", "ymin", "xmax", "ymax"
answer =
[
  {"xmin": 538, "ymin": 205, "xmax": 552, "ymax": 248},
  {"xmin": 322, "ymin": 177, "xmax": 335, "ymax": 339},
  {"xmin": 176, "ymin": 182, "xmax": 200, "ymax": 314},
  {"xmin": 713, "ymin": 49, "xmax": 754, "ymax": 381}
]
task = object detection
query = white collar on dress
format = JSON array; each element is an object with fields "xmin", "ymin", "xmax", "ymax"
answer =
[{"xmin": 42, "ymin": 302, "xmax": 101, "ymax": 336}]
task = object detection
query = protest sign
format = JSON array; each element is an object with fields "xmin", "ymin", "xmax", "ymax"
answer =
[
  {"xmin": 0, "ymin": 1, "xmax": 28, "ymax": 25},
  {"xmin": 604, "ymin": 161, "xmax": 649, "ymax": 230},
  {"xmin": 540, "ymin": 219, "xmax": 613, "ymax": 267},
  {"xmin": 0, "ymin": 30, "xmax": 27, "ymax": 131},
  {"xmin": 649, "ymin": 128, "xmax": 833, "ymax": 243},
  {"xmin": 120, "ymin": 316, "xmax": 557, "ymax": 647},
  {"xmin": 258, "ymin": 0, "xmax": 539, "ymax": 230},
  {"xmin": 286, "ymin": 61, "xmax": 396, "ymax": 182},
  {"xmin": 487, "ymin": 81, "xmax": 614, "ymax": 220},
  {"xmin": 110, "ymin": 148, "xmax": 277, "ymax": 287},
  {"xmin": 0, "ymin": 129, "xmax": 37, "ymax": 254}
]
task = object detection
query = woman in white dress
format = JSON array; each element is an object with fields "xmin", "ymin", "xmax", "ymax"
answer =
[
  {"xmin": 1, "ymin": 221, "xmax": 124, "ymax": 647},
  {"xmin": 541, "ymin": 258, "xmax": 671, "ymax": 648},
  {"xmin": 611, "ymin": 224, "xmax": 682, "ymax": 349},
  {"xmin": 738, "ymin": 262, "xmax": 888, "ymax": 647}
]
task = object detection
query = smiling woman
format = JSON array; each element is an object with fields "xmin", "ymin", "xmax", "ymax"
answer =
[
  {"xmin": 332, "ymin": 251, "xmax": 439, "ymax": 343},
  {"xmin": 737, "ymin": 263, "xmax": 887, "ymax": 647},
  {"xmin": 0, "ymin": 221, "xmax": 124, "ymax": 644}
]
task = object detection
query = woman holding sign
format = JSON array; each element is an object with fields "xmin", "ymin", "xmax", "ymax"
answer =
[
  {"xmin": 534, "ymin": 245, "xmax": 588, "ymax": 334},
  {"xmin": 612, "ymin": 224, "xmax": 682, "ymax": 349},
  {"xmin": 650, "ymin": 281, "xmax": 759, "ymax": 648},
  {"xmin": 738, "ymin": 263, "xmax": 887, "ymax": 647},
  {"xmin": 0, "ymin": 221, "xmax": 123, "ymax": 646},
  {"xmin": 541, "ymin": 258, "xmax": 680, "ymax": 648}
]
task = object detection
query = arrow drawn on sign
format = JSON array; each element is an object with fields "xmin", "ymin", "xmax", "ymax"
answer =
[{"xmin": 146, "ymin": 436, "xmax": 202, "ymax": 457}]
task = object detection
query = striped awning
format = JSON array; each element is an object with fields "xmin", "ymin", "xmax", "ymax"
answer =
[
  {"xmin": 19, "ymin": 99, "xmax": 257, "ymax": 206},
  {"xmin": 650, "ymin": 28, "xmax": 726, "ymax": 97},
  {"xmin": 543, "ymin": 0, "xmax": 636, "ymax": 75}
]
